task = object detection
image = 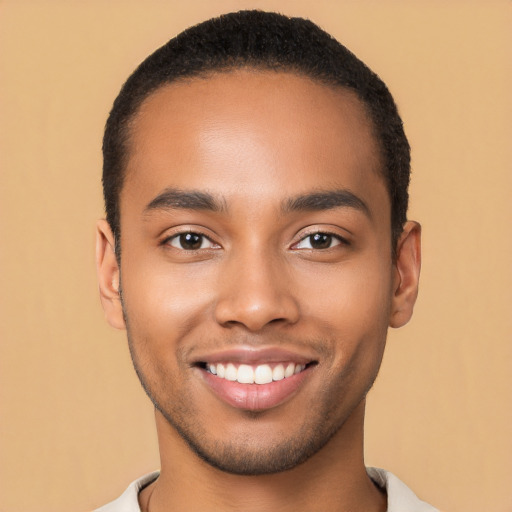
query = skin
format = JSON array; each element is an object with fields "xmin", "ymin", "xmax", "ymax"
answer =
[{"xmin": 96, "ymin": 70, "xmax": 421, "ymax": 512}]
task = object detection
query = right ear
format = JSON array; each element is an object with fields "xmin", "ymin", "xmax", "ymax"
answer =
[{"xmin": 96, "ymin": 219, "xmax": 126, "ymax": 330}]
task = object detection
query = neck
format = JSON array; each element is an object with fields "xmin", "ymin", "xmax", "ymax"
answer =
[{"xmin": 140, "ymin": 401, "xmax": 386, "ymax": 512}]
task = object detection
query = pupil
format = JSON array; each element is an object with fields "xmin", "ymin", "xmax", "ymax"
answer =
[
  {"xmin": 311, "ymin": 233, "xmax": 331, "ymax": 249},
  {"xmin": 180, "ymin": 233, "xmax": 202, "ymax": 250}
]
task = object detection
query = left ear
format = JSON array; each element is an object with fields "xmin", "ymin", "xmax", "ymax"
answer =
[{"xmin": 389, "ymin": 221, "xmax": 421, "ymax": 328}]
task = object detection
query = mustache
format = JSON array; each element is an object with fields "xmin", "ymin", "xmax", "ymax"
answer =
[
  {"xmin": 121, "ymin": 295, "xmax": 335, "ymax": 361},
  {"xmin": 178, "ymin": 331, "xmax": 333, "ymax": 360}
]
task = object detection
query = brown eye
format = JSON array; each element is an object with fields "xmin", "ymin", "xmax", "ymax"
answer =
[
  {"xmin": 180, "ymin": 233, "xmax": 202, "ymax": 250},
  {"xmin": 309, "ymin": 233, "xmax": 333, "ymax": 249},
  {"xmin": 294, "ymin": 232, "xmax": 342, "ymax": 250},
  {"xmin": 168, "ymin": 232, "xmax": 216, "ymax": 250}
]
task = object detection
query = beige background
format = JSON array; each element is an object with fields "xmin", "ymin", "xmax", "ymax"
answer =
[{"xmin": 0, "ymin": 1, "xmax": 510, "ymax": 511}]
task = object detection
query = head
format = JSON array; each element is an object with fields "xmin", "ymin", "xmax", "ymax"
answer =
[
  {"xmin": 97, "ymin": 10, "xmax": 420, "ymax": 477},
  {"xmin": 102, "ymin": 10, "xmax": 410, "ymax": 258}
]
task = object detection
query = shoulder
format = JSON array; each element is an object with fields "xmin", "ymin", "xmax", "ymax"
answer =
[
  {"xmin": 94, "ymin": 468, "xmax": 438, "ymax": 512},
  {"xmin": 94, "ymin": 471, "xmax": 160, "ymax": 512},
  {"xmin": 367, "ymin": 467, "xmax": 439, "ymax": 512}
]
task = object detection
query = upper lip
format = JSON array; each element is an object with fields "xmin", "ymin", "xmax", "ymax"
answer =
[{"xmin": 191, "ymin": 346, "xmax": 317, "ymax": 366}]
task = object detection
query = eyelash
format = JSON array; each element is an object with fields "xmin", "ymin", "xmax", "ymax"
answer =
[
  {"xmin": 292, "ymin": 231, "xmax": 350, "ymax": 251},
  {"xmin": 162, "ymin": 230, "xmax": 219, "ymax": 251},
  {"xmin": 162, "ymin": 229, "xmax": 349, "ymax": 252}
]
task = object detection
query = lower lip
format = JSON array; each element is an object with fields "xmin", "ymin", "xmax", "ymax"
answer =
[{"xmin": 200, "ymin": 367, "xmax": 311, "ymax": 411}]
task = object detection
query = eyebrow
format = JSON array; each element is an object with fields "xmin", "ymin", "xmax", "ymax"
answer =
[
  {"xmin": 144, "ymin": 188, "xmax": 226, "ymax": 214},
  {"xmin": 143, "ymin": 187, "xmax": 370, "ymax": 218},
  {"xmin": 283, "ymin": 189, "xmax": 371, "ymax": 218}
]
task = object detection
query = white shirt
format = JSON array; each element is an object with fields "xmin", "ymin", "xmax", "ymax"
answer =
[{"xmin": 95, "ymin": 467, "xmax": 438, "ymax": 512}]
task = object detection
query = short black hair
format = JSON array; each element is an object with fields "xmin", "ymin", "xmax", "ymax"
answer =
[{"xmin": 103, "ymin": 10, "xmax": 410, "ymax": 254}]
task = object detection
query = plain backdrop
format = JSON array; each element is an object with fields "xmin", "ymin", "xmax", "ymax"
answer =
[{"xmin": 0, "ymin": 1, "xmax": 511, "ymax": 511}]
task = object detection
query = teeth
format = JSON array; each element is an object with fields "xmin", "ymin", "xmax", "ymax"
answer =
[
  {"xmin": 237, "ymin": 364, "xmax": 254, "ymax": 384},
  {"xmin": 254, "ymin": 364, "xmax": 273, "ymax": 384},
  {"xmin": 272, "ymin": 364, "xmax": 285, "ymax": 381},
  {"xmin": 225, "ymin": 363, "xmax": 237, "ymax": 381},
  {"xmin": 205, "ymin": 362, "xmax": 307, "ymax": 384}
]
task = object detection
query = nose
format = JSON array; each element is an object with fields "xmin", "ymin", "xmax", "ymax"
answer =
[{"xmin": 214, "ymin": 249, "xmax": 300, "ymax": 332}]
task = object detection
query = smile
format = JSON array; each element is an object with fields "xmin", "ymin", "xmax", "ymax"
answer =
[
  {"xmin": 196, "ymin": 353, "xmax": 316, "ymax": 411},
  {"xmin": 205, "ymin": 362, "xmax": 307, "ymax": 384}
]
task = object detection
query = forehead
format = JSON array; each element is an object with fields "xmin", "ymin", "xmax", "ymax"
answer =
[{"xmin": 123, "ymin": 70, "xmax": 386, "ymax": 216}]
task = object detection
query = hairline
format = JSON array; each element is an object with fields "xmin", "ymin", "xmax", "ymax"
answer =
[{"xmin": 114, "ymin": 65, "xmax": 390, "ymax": 257}]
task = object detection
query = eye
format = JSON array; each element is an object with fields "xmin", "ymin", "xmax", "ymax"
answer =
[
  {"xmin": 293, "ymin": 232, "xmax": 344, "ymax": 250},
  {"xmin": 167, "ymin": 232, "xmax": 218, "ymax": 251}
]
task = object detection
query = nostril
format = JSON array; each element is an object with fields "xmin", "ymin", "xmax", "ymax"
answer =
[
  {"xmin": 214, "ymin": 289, "xmax": 300, "ymax": 332},
  {"xmin": 268, "ymin": 317, "xmax": 288, "ymax": 324}
]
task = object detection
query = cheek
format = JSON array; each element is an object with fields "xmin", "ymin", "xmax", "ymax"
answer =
[
  {"xmin": 298, "ymin": 256, "xmax": 393, "ymax": 330},
  {"xmin": 297, "ymin": 255, "xmax": 392, "ymax": 381},
  {"xmin": 120, "ymin": 258, "xmax": 218, "ymax": 351}
]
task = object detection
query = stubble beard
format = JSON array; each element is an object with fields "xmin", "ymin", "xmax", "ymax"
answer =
[
  {"xmin": 125, "ymin": 327, "xmax": 381, "ymax": 477},
  {"xmin": 119, "ymin": 275, "xmax": 385, "ymax": 476}
]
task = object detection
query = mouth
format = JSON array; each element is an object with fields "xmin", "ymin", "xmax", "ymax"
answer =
[
  {"xmin": 193, "ymin": 349, "xmax": 318, "ymax": 411},
  {"xmin": 197, "ymin": 361, "xmax": 312, "ymax": 384}
]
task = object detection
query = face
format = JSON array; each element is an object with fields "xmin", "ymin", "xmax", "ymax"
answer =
[{"xmin": 97, "ymin": 70, "xmax": 420, "ymax": 475}]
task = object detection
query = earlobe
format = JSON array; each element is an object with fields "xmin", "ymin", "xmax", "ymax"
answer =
[
  {"xmin": 96, "ymin": 219, "xmax": 126, "ymax": 330},
  {"xmin": 389, "ymin": 221, "xmax": 421, "ymax": 329}
]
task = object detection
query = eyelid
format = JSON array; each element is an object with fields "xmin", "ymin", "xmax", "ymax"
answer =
[
  {"xmin": 160, "ymin": 227, "xmax": 221, "ymax": 250},
  {"xmin": 290, "ymin": 228, "xmax": 351, "ymax": 250}
]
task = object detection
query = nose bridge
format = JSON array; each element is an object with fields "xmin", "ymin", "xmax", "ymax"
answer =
[{"xmin": 214, "ymin": 240, "xmax": 299, "ymax": 331}]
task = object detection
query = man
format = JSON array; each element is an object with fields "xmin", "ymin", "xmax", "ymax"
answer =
[{"xmin": 95, "ymin": 10, "xmax": 435, "ymax": 512}]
